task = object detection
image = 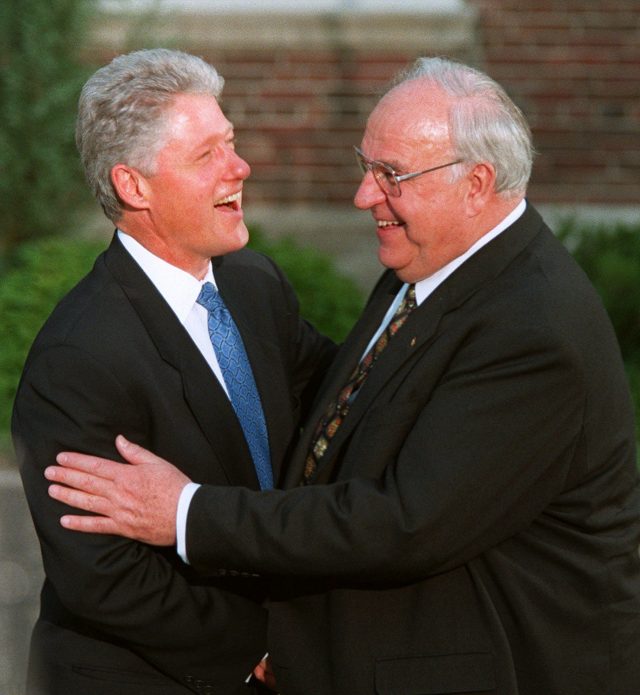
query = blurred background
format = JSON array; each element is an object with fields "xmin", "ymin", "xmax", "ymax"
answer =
[{"xmin": 1, "ymin": 1, "xmax": 639, "ymax": 692}]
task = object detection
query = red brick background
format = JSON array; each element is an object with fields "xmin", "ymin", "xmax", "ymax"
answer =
[
  {"xmin": 470, "ymin": 0, "xmax": 640, "ymax": 205},
  {"xmin": 216, "ymin": 51, "xmax": 412, "ymax": 206},
  {"xmin": 93, "ymin": 1, "xmax": 640, "ymax": 210}
]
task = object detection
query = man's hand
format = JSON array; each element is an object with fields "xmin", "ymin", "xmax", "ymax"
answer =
[
  {"xmin": 45, "ymin": 435, "xmax": 191, "ymax": 545},
  {"xmin": 253, "ymin": 656, "xmax": 277, "ymax": 691}
]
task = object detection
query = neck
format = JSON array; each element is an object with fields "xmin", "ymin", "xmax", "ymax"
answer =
[{"xmin": 117, "ymin": 222, "xmax": 209, "ymax": 280}]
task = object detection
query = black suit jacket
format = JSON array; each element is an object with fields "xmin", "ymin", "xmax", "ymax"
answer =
[
  {"xmin": 186, "ymin": 204, "xmax": 640, "ymax": 694},
  {"xmin": 12, "ymin": 236, "xmax": 334, "ymax": 695}
]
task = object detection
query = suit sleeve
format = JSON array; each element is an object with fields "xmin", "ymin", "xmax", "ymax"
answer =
[
  {"xmin": 13, "ymin": 344, "xmax": 266, "ymax": 690},
  {"xmin": 185, "ymin": 316, "xmax": 603, "ymax": 583}
]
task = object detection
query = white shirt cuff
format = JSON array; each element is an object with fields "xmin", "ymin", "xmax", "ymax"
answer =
[{"xmin": 176, "ymin": 482, "xmax": 201, "ymax": 564}]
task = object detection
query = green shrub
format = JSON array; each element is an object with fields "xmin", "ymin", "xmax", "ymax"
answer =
[
  {"xmin": 0, "ymin": 0, "xmax": 95, "ymax": 253},
  {"xmin": 0, "ymin": 230, "xmax": 363, "ymax": 451},
  {"xmin": 558, "ymin": 219, "xmax": 640, "ymax": 439},
  {"xmin": 248, "ymin": 228, "xmax": 364, "ymax": 343}
]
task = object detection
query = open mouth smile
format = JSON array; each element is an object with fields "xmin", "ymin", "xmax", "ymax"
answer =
[
  {"xmin": 214, "ymin": 191, "xmax": 242, "ymax": 211},
  {"xmin": 376, "ymin": 217, "xmax": 406, "ymax": 231}
]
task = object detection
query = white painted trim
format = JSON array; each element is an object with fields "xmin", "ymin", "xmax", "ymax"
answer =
[
  {"xmin": 92, "ymin": 9, "xmax": 476, "ymax": 52},
  {"xmin": 99, "ymin": 0, "xmax": 466, "ymax": 14}
]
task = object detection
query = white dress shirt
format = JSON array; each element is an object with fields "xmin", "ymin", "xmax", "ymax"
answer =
[{"xmin": 175, "ymin": 199, "xmax": 527, "ymax": 562}]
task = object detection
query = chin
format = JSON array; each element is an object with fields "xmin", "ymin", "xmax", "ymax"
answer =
[
  {"xmin": 379, "ymin": 250, "xmax": 410, "ymax": 278},
  {"xmin": 226, "ymin": 223, "xmax": 250, "ymax": 252},
  {"xmin": 238, "ymin": 222, "xmax": 250, "ymax": 244}
]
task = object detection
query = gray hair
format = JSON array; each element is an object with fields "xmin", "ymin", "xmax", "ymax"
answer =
[
  {"xmin": 76, "ymin": 48, "xmax": 225, "ymax": 222},
  {"xmin": 393, "ymin": 56, "xmax": 534, "ymax": 197}
]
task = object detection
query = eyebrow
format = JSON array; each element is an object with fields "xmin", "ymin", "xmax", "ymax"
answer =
[
  {"xmin": 383, "ymin": 160, "xmax": 404, "ymax": 173},
  {"xmin": 374, "ymin": 155, "xmax": 404, "ymax": 173},
  {"xmin": 192, "ymin": 124, "xmax": 235, "ymax": 156}
]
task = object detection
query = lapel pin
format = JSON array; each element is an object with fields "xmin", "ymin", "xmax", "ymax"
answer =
[{"xmin": 410, "ymin": 337, "xmax": 417, "ymax": 347}]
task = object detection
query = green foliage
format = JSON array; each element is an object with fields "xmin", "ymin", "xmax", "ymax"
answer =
[
  {"xmin": 248, "ymin": 228, "xmax": 364, "ymax": 343},
  {"xmin": 0, "ymin": 230, "xmax": 363, "ymax": 450},
  {"xmin": 0, "ymin": 0, "xmax": 95, "ymax": 253},
  {"xmin": 558, "ymin": 220, "xmax": 640, "ymax": 365},
  {"xmin": 558, "ymin": 218, "xmax": 640, "ymax": 439}
]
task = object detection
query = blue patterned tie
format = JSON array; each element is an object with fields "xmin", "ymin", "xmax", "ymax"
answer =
[{"xmin": 197, "ymin": 282, "xmax": 273, "ymax": 489}]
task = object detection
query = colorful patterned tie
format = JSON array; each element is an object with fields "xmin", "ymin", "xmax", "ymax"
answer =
[
  {"xmin": 197, "ymin": 282, "xmax": 273, "ymax": 490},
  {"xmin": 303, "ymin": 284, "xmax": 417, "ymax": 484}
]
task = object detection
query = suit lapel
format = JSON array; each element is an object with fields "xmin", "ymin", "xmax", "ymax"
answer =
[
  {"xmin": 283, "ymin": 271, "xmax": 403, "ymax": 487},
  {"xmin": 103, "ymin": 236, "xmax": 260, "ymax": 489},
  {"xmin": 295, "ymin": 202, "xmax": 547, "ymax": 485}
]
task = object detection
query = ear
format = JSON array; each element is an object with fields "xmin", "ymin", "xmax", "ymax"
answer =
[
  {"xmin": 111, "ymin": 164, "xmax": 151, "ymax": 211},
  {"xmin": 464, "ymin": 162, "xmax": 496, "ymax": 216}
]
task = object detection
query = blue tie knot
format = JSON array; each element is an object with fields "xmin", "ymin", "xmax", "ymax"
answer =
[{"xmin": 197, "ymin": 282, "xmax": 222, "ymax": 313}]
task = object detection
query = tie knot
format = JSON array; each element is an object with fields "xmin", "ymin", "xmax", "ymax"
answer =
[
  {"xmin": 197, "ymin": 282, "xmax": 221, "ymax": 312},
  {"xmin": 399, "ymin": 283, "xmax": 416, "ymax": 314}
]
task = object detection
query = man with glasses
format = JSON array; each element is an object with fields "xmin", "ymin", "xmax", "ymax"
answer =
[{"xmin": 47, "ymin": 56, "xmax": 640, "ymax": 694}]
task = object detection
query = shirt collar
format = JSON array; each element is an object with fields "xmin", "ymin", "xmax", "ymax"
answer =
[
  {"xmin": 117, "ymin": 230, "xmax": 215, "ymax": 323},
  {"xmin": 414, "ymin": 199, "xmax": 526, "ymax": 305}
]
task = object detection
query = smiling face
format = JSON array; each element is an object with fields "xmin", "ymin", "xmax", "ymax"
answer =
[
  {"xmin": 116, "ymin": 92, "xmax": 251, "ymax": 278},
  {"xmin": 354, "ymin": 81, "xmax": 476, "ymax": 283}
]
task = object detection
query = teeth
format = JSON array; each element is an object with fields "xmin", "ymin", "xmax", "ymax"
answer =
[
  {"xmin": 377, "ymin": 219, "xmax": 400, "ymax": 228},
  {"xmin": 214, "ymin": 191, "xmax": 241, "ymax": 206}
]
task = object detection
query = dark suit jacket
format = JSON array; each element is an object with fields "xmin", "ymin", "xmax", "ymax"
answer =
[
  {"xmin": 12, "ymin": 235, "xmax": 334, "ymax": 695},
  {"xmin": 186, "ymin": 204, "xmax": 640, "ymax": 695}
]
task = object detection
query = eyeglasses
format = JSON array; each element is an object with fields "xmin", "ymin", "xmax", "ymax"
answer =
[{"xmin": 354, "ymin": 146, "xmax": 464, "ymax": 198}]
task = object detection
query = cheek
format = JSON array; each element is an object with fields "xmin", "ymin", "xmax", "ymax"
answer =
[
  {"xmin": 198, "ymin": 161, "xmax": 224, "ymax": 187},
  {"xmin": 183, "ymin": 179, "xmax": 217, "ymax": 217},
  {"xmin": 403, "ymin": 189, "xmax": 457, "ymax": 242},
  {"xmin": 153, "ymin": 175, "xmax": 194, "ymax": 209},
  {"xmin": 401, "ymin": 204, "xmax": 431, "ymax": 248}
]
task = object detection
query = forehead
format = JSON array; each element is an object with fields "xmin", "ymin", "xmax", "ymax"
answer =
[
  {"xmin": 160, "ymin": 92, "xmax": 232, "ymax": 146},
  {"xmin": 362, "ymin": 81, "xmax": 451, "ymax": 161}
]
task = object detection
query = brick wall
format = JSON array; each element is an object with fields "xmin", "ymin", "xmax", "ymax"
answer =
[
  {"xmin": 90, "ymin": 8, "xmax": 477, "ymax": 208},
  {"xmin": 214, "ymin": 50, "xmax": 428, "ymax": 206},
  {"xmin": 467, "ymin": 0, "xmax": 640, "ymax": 206},
  {"xmin": 91, "ymin": 2, "xmax": 640, "ymax": 211}
]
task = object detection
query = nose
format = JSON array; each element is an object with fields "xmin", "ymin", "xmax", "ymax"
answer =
[
  {"xmin": 354, "ymin": 170, "xmax": 386, "ymax": 210},
  {"xmin": 228, "ymin": 149, "xmax": 251, "ymax": 181}
]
